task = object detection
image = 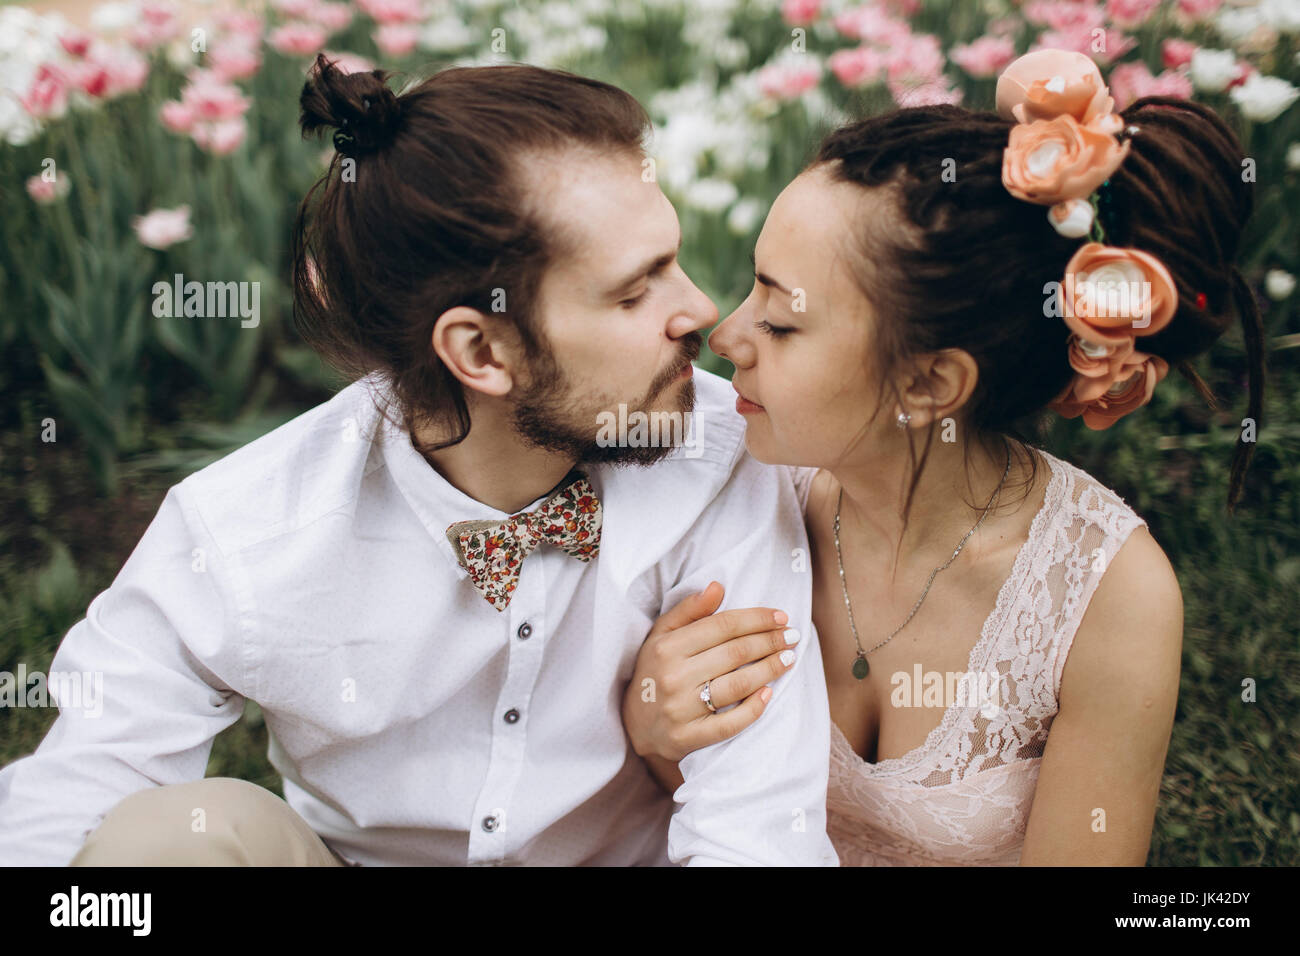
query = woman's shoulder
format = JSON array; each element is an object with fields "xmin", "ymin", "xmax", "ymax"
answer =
[{"xmin": 1036, "ymin": 447, "xmax": 1148, "ymax": 540}]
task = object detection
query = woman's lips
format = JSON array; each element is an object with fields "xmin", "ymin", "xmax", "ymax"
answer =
[{"xmin": 734, "ymin": 388, "xmax": 764, "ymax": 415}]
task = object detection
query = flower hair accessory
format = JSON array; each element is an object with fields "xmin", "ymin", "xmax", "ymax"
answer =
[{"xmin": 996, "ymin": 49, "xmax": 1176, "ymax": 430}]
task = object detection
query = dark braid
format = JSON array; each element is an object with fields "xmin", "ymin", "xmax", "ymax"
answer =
[{"xmin": 814, "ymin": 94, "xmax": 1264, "ymax": 519}]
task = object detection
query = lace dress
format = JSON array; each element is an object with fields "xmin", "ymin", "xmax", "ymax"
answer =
[{"xmin": 792, "ymin": 449, "xmax": 1148, "ymax": 866}]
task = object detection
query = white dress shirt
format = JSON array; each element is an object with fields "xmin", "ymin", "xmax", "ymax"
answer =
[{"xmin": 0, "ymin": 367, "xmax": 838, "ymax": 866}]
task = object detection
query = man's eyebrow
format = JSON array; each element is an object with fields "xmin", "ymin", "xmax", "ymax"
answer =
[
  {"xmin": 750, "ymin": 250, "xmax": 794, "ymax": 296},
  {"xmin": 605, "ymin": 232, "xmax": 684, "ymax": 298}
]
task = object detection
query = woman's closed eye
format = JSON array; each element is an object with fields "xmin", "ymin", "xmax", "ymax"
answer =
[{"xmin": 756, "ymin": 318, "xmax": 794, "ymax": 338}]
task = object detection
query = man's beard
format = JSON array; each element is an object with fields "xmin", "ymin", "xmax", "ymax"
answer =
[{"xmin": 509, "ymin": 336, "xmax": 701, "ymax": 467}]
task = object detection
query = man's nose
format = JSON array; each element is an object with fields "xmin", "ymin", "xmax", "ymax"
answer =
[{"xmin": 666, "ymin": 279, "xmax": 720, "ymax": 339}]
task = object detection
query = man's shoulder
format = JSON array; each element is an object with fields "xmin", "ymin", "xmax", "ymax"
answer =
[{"xmin": 174, "ymin": 375, "xmax": 389, "ymax": 555}]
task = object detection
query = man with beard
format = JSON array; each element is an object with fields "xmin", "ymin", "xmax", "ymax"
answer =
[{"xmin": 0, "ymin": 56, "xmax": 837, "ymax": 867}]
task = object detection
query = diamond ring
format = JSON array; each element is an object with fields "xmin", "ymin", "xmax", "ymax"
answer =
[{"xmin": 700, "ymin": 680, "xmax": 717, "ymax": 714}]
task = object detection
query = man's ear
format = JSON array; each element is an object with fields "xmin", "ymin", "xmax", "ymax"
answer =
[
  {"xmin": 898, "ymin": 348, "xmax": 979, "ymax": 429},
  {"xmin": 430, "ymin": 306, "xmax": 517, "ymax": 398}
]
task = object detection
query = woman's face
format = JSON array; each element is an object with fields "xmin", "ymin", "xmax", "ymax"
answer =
[{"xmin": 708, "ymin": 164, "xmax": 892, "ymax": 469}]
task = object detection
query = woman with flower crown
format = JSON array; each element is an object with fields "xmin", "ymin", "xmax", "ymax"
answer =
[{"xmin": 620, "ymin": 49, "xmax": 1265, "ymax": 865}]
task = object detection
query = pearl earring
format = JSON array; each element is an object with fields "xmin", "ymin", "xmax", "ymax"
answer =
[{"xmin": 896, "ymin": 410, "xmax": 911, "ymax": 429}]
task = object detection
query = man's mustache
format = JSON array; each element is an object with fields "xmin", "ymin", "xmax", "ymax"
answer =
[{"xmin": 664, "ymin": 332, "xmax": 703, "ymax": 382}]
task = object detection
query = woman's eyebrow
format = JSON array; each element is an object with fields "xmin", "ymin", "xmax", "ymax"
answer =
[{"xmin": 749, "ymin": 250, "xmax": 794, "ymax": 296}]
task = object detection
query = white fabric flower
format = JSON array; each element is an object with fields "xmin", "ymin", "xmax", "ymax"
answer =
[{"xmin": 1048, "ymin": 198, "xmax": 1095, "ymax": 239}]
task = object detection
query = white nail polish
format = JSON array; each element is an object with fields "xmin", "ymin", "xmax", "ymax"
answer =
[
  {"xmin": 784, "ymin": 629, "xmax": 800, "ymax": 645},
  {"xmin": 780, "ymin": 649, "xmax": 795, "ymax": 666}
]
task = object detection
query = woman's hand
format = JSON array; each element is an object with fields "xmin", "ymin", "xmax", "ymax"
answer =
[{"xmin": 622, "ymin": 581, "xmax": 802, "ymax": 778}]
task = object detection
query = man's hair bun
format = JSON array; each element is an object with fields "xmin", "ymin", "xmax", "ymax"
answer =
[{"xmin": 299, "ymin": 53, "xmax": 404, "ymax": 157}]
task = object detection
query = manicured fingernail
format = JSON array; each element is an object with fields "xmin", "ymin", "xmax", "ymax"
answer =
[
  {"xmin": 784, "ymin": 629, "xmax": 800, "ymax": 645},
  {"xmin": 773, "ymin": 610, "xmax": 788, "ymax": 625},
  {"xmin": 760, "ymin": 687, "xmax": 773, "ymax": 704},
  {"xmin": 780, "ymin": 650, "xmax": 795, "ymax": 666}
]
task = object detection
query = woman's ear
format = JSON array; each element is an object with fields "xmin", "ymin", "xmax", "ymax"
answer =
[
  {"xmin": 898, "ymin": 348, "xmax": 980, "ymax": 429},
  {"xmin": 430, "ymin": 306, "xmax": 518, "ymax": 398}
]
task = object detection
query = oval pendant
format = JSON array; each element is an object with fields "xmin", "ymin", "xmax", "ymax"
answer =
[{"xmin": 851, "ymin": 655, "xmax": 869, "ymax": 680}]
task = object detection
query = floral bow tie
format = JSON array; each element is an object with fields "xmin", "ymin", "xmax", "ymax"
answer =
[{"xmin": 445, "ymin": 472, "xmax": 602, "ymax": 612}]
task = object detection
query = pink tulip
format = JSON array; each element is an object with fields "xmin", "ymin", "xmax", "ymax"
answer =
[
  {"xmin": 192, "ymin": 118, "xmax": 247, "ymax": 155},
  {"xmin": 1227, "ymin": 60, "xmax": 1256, "ymax": 90},
  {"xmin": 832, "ymin": 5, "xmax": 912, "ymax": 47},
  {"xmin": 1176, "ymin": 0, "xmax": 1223, "ymax": 23},
  {"xmin": 374, "ymin": 23, "xmax": 419, "ymax": 57},
  {"xmin": 884, "ymin": 32, "xmax": 944, "ymax": 85},
  {"xmin": 756, "ymin": 59, "xmax": 822, "ymax": 100},
  {"xmin": 1162, "ymin": 38, "xmax": 1198, "ymax": 70},
  {"xmin": 220, "ymin": 10, "xmax": 266, "ymax": 38},
  {"xmin": 269, "ymin": 22, "xmax": 329, "ymax": 56},
  {"xmin": 68, "ymin": 61, "xmax": 110, "ymax": 98},
  {"xmin": 59, "ymin": 30, "xmax": 95, "ymax": 59},
  {"xmin": 26, "ymin": 171, "xmax": 71, "ymax": 204},
  {"xmin": 133, "ymin": 205, "xmax": 193, "ymax": 249},
  {"xmin": 1023, "ymin": 1, "xmax": 1105, "ymax": 31},
  {"xmin": 272, "ymin": 0, "xmax": 318, "ymax": 17},
  {"xmin": 310, "ymin": 2, "xmax": 355, "ymax": 34},
  {"xmin": 181, "ymin": 73, "xmax": 252, "ymax": 121},
  {"xmin": 160, "ymin": 99, "xmax": 196, "ymax": 133},
  {"xmin": 1032, "ymin": 25, "xmax": 1135, "ymax": 65},
  {"xmin": 781, "ymin": 0, "xmax": 822, "ymax": 27},
  {"xmin": 93, "ymin": 45, "xmax": 149, "ymax": 98},
  {"xmin": 1105, "ymin": 0, "xmax": 1160, "ymax": 30},
  {"xmin": 21, "ymin": 63, "xmax": 70, "ymax": 120},
  {"xmin": 209, "ymin": 38, "xmax": 263, "ymax": 82},
  {"xmin": 949, "ymin": 35, "xmax": 1017, "ymax": 78},
  {"xmin": 357, "ymin": 0, "xmax": 424, "ymax": 26},
  {"xmin": 1109, "ymin": 62, "xmax": 1195, "ymax": 110},
  {"xmin": 128, "ymin": 1, "xmax": 183, "ymax": 51},
  {"xmin": 829, "ymin": 46, "xmax": 886, "ymax": 88},
  {"xmin": 315, "ymin": 51, "xmax": 376, "ymax": 75}
]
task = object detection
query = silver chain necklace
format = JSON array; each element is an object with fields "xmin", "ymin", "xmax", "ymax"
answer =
[{"xmin": 834, "ymin": 442, "xmax": 1012, "ymax": 680}]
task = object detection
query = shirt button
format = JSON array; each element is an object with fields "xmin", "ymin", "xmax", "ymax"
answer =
[
  {"xmin": 482, "ymin": 814, "xmax": 499, "ymax": 832},
  {"xmin": 504, "ymin": 708, "xmax": 520, "ymax": 724},
  {"xmin": 516, "ymin": 622, "xmax": 532, "ymax": 640}
]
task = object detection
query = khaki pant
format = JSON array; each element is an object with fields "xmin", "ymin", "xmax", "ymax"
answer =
[{"xmin": 70, "ymin": 777, "xmax": 349, "ymax": 866}]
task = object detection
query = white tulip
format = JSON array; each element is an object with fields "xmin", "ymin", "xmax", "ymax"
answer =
[
  {"xmin": 1261, "ymin": 0, "xmax": 1300, "ymax": 33},
  {"xmin": 683, "ymin": 177, "xmax": 739, "ymax": 214},
  {"xmin": 1230, "ymin": 73, "xmax": 1300, "ymax": 122},
  {"xmin": 1265, "ymin": 269, "xmax": 1296, "ymax": 301},
  {"xmin": 726, "ymin": 197, "xmax": 764, "ymax": 236},
  {"xmin": 1189, "ymin": 48, "xmax": 1239, "ymax": 93}
]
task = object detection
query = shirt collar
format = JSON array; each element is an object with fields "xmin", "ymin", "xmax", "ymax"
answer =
[{"xmin": 369, "ymin": 376, "xmax": 578, "ymax": 578}]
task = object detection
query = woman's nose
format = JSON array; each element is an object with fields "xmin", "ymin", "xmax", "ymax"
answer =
[{"xmin": 709, "ymin": 310, "xmax": 754, "ymax": 369}]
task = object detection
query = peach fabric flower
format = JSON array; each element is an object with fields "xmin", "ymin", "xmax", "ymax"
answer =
[
  {"xmin": 995, "ymin": 49, "xmax": 1115, "ymax": 125},
  {"xmin": 1048, "ymin": 349, "xmax": 1169, "ymax": 429},
  {"xmin": 1061, "ymin": 242, "xmax": 1177, "ymax": 345},
  {"xmin": 1002, "ymin": 113, "xmax": 1130, "ymax": 205}
]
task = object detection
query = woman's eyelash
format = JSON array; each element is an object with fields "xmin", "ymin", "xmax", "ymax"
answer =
[
  {"xmin": 619, "ymin": 290, "xmax": 648, "ymax": 309},
  {"xmin": 756, "ymin": 319, "xmax": 794, "ymax": 338}
]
